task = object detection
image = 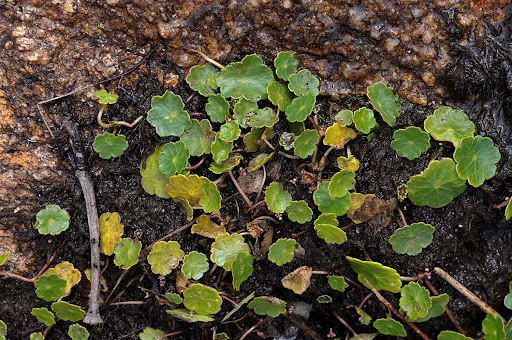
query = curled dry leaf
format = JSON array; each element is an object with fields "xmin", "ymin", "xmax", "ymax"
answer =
[{"xmin": 281, "ymin": 266, "xmax": 313, "ymax": 294}]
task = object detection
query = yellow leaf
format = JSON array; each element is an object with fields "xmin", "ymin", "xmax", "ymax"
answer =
[
  {"xmin": 43, "ymin": 262, "xmax": 81, "ymax": 297},
  {"xmin": 337, "ymin": 156, "xmax": 360, "ymax": 171},
  {"xmin": 99, "ymin": 212, "xmax": 124, "ymax": 256},
  {"xmin": 281, "ymin": 266, "xmax": 312, "ymax": 295},
  {"xmin": 191, "ymin": 215, "xmax": 226, "ymax": 239},
  {"xmin": 84, "ymin": 269, "xmax": 109, "ymax": 292},
  {"xmin": 323, "ymin": 123, "xmax": 357, "ymax": 149},
  {"xmin": 166, "ymin": 175, "xmax": 210, "ymax": 221}
]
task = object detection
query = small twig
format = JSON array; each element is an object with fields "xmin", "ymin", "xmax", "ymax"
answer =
[
  {"xmin": 109, "ymin": 301, "xmax": 147, "ymax": 306},
  {"xmin": 229, "ymin": 171, "xmax": 253, "ymax": 207},
  {"xmin": 494, "ymin": 198, "xmax": 510, "ymax": 209},
  {"xmin": 182, "ymin": 46, "xmax": 225, "ymax": 69},
  {"xmin": 332, "ymin": 312, "xmax": 357, "ymax": 337},
  {"xmin": 311, "ymin": 270, "xmax": 329, "ymax": 275},
  {"xmin": 433, "ymin": 267, "xmax": 505, "ymax": 323}
]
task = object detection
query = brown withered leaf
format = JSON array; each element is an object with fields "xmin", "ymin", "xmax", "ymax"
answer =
[
  {"xmin": 281, "ymin": 266, "xmax": 312, "ymax": 294},
  {"xmin": 347, "ymin": 193, "xmax": 397, "ymax": 228}
]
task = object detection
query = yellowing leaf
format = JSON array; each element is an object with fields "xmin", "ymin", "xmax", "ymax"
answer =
[
  {"xmin": 43, "ymin": 262, "xmax": 81, "ymax": 298},
  {"xmin": 281, "ymin": 266, "xmax": 312, "ymax": 295},
  {"xmin": 191, "ymin": 215, "xmax": 226, "ymax": 239},
  {"xmin": 166, "ymin": 174, "xmax": 210, "ymax": 220},
  {"xmin": 337, "ymin": 156, "xmax": 360, "ymax": 171},
  {"xmin": 324, "ymin": 123, "xmax": 357, "ymax": 149},
  {"xmin": 347, "ymin": 193, "xmax": 397, "ymax": 228},
  {"xmin": 84, "ymin": 269, "xmax": 108, "ymax": 292},
  {"xmin": 99, "ymin": 212, "xmax": 124, "ymax": 256}
]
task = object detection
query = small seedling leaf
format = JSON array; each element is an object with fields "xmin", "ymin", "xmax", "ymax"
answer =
[
  {"xmin": 93, "ymin": 133, "xmax": 129, "ymax": 159},
  {"xmin": 268, "ymin": 238, "xmax": 296, "ymax": 266},
  {"xmin": 147, "ymin": 241, "xmax": 185, "ymax": 276},
  {"xmin": 399, "ymin": 281, "xmax": 432, "ymax": 320},
  {"xmin": 181, "ymin": 119, "xmax": 216, "ymax": 156},
  {"xmin": 313, "ymin": 182, "xmax": 352, "ymax": 216},
  {"xmin": 222, "ymin": 291, "xmax": 255, "ymax": 322},
  {"xmin": 505, "ymin": 199, "xmax": 512, "ymax": 221},
  {"xmin": 314, "ymin": 213, "xmax": 347, "ymax": 244},
  {"xmin": 218, "ymin": 121, "xmax": 241, "ymax": 143},
  {"xmin": 328, "ymin": 170, "xmax": 356, "ymax": 198},
  {"xmin": 438, "ymin": 331, "xmax": 472, "ymax": 340},
  {"xmin": 424, "ymin": 106, "xmax": 475, "ymax": 147},
  {"xmin": 35, "ymin": 274, "xmax": 67, "ymax": 301},
  {"xmin": 285, "ymin": 201, "xmax": 313, "ymax": 223},
  {"xmin": 191, "ymin": 215, "xmax": 226, "ymax": 239},
  {"xmin": 336, "ymin": 110, "xmax": 354, "ymax": 127},
  {"xmin": 250, "ymin": 107, "xmax": 279, "ymax": 128},
  {"xmin": 346, "ymin": 256, "xmax": 402, "ymax": 293},
  {"xmin": 147, "ymin": 91, "xmax": 191, "ymax": 137},
  {"xmin": 267, "ymin": 80, "xmax": 292, "ymax": 111},
  {"xmin": 35, "ymin": 204, "xmax": 70, "ymax": 236},
  {"xmin": 200, "ymin": 179, "xmax": 222, "ymax": 213},
  {"xmin": 211, "ymin": 233, "xmax": 251, "ymax": 271},
  {"xmin": 216, "ymin": 54, "xmax": 274, "ymax": 102},
  {"xmin": 158, "ymin": 141, "xmax": 190, "ymax": 178},
  {"xmin": 51, "ymin": 301, "xmax": 86, "ymax": 322},
  {"xmin": 391, "ymin": 126, "xmax": 431, "ymax": 160},
  {"xmin": 367, "ymin": 82, "xmax": 401, "ymax": 127},
  {"xmin": 182, "ymin": 251, "xmax": 209, "ymax": 280},
  {"xmin": 212, "ymin": 134, "xmax": 233, "ymax": 164},
  {"xmin": 98, "ymin": 212, "xmax": 124, "ymax": 256},
  {"xmin": 337, "ymin": 156, "xmax": 360, "ymax": 171},
  {"xmin": 232, "ymin": 251, "xmax": 254, "ymax": 291},
  {"xmin": 183, "ymin": 283, "xmax": 222, "ymax": 315},
  {"xmin": 453, "ymin": 136, "xmax": 501, "ymax": 187},
  {"xmin": 140, "ymin": 145, "xmax": 171, "ymax": 198},
  {"xmin": 165, "ymin": 293, "xmax": 182, "ymax": 304},
  {"xmin": 408, "ymin": 294, "xmax": 449, "ymax": 322},
  {"xmin": 68, "ymin": 324, "xmax": 90, "ymax": 340},
  {"xmin": 281, "ymin": 266, "xmax": 312, "ymax": 294},
  {"xmin": 373, "ymin": 318, "xmax": 406, "ymax": 337},
  {"xmin": 265, "ymin": 182, "xmax": 292, "ymax": 213},
  {"xmin": 43, "ymin": 261, "xmax": 81, "ymax": 298},
  {"xmin": 407, "ymin": 158, "xmax": 467, "ymax": 208},
  {"xmin": 323, "ymin": 123, "xmax": 357, "ymax": 149},
  {"xmin": 482, "ymin": 313, "xmax": 505, "ymax": 340},
  {"xmin": 166, "ymin": 308, "xmax": 215, "ymax": 322},
  {"xmin": 248, "ymin": 296, "xmax": 286, "ymax": 317},
  {"xmin": 353, "ymin": 107, "xmax": 377, "ymax": 134},
  {"xmin": 274, "ymin": 51, "xmax": 299, "ymax": 81},
  {"xmin": 139, "ymin": 327, "xmax": 166, "ymax": 340},
  {"xmin": 328, "ymin": 275, "xmax": 349, "ymax": 292},
  {"xmin": 209, "ymin": 154, "xmax": 243, "ymax": 174},
  {"xmin": 95, "ymin": 89, "xmax": 117, "ymax": 104},
  {"xmin": 279, "ymin": 132, "xmax": 296, "ymax": 151},
  {"xmin": 294, "ymin": 129, "xmax": 320, "ymax": 158},
  {"xmin": 0, "ymin": 253, "xmax": 8, "ymax": 266},
  {"xmin": 31, "ymin": 307, "xmax": 56, "ymax": 326},
  {"xmin": 505, "ymin": 282, "xmax": 512, "ymax": 310},
  {"xmin": 285, "ymin": 94, "xmax": 316, "ymax": 122},
  {"xmin": 288, "ymin": 69, "xmax": 320, "ymax": 96},
  {"xmin": 388, "ymin": 222, "xmax": 435, "ymax": 256},
  {"xmin": 113, "ymin": 238, "xmax": 142, "ymax": 270},
  {"xmin": 233, "ymin": 99, "xmax": 258, "ymax": 128},
  {"xmin": 247, "ymin": 153, "xmax": 274, "ymax": 172},
  {"xmin": 186, "ymin": 64, "xmax": 218, "ymax": 97}
]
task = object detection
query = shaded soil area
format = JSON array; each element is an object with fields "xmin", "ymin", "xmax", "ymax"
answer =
[{"xmin": 1, "ymin": 1, "xmax": 512, "ymax": 339}]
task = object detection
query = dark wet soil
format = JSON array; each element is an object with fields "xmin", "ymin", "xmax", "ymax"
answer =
[{"xmin": 1, "ymin": 1, "xmax": 512, "ymax": 339}]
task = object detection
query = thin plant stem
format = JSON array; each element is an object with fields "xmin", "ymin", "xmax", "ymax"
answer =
[
  {"xmin": 229, "ymin": 171, "xmax": 253, "ymax": 207},
  {"xmin": 159, "ymin": 329, "xmax": 190, "ymax": 339},
  {"xmin": 0, "ymin": 251, "xmax": 55, "ymax": 282},
  {"xmin": 494, "ymin": 198, "xmax": 510, "ymax": 209},
  {"xmin": 188, "ymin": 112, "xmax": 204, "ymax": 116},
  {"xmin": 185, "ymin": 156, "xmax": 206, "ymax": 170},
  {"xmin": 101, "ymin": 256, "xmax": 109, "ymax": 276},
  {"xmin": 109, "ymin": 301, "xmax": 147, "ymax": 306},
  {"xmin": 278, "ymin": 151, "xmax": 301, "ymax": 159},
  {"xmin": 254, "ymin": 164, "xmax": 266, "ymax": 204},
  {"xmin": 247, "ymin": 200, "xmax": 265, "ymax": 212},
  {"xmin": 231, "ymin": 148, "xmax": 245, "ymax": 153},
  {"xmin": 318, "ymin": 146, "xmax": 334, "ymax": 171},
  {"xmin": 341, "ymin": 223, "xmax": 354, "ymax": 231},
  {"xmin": 97, "ymin": 104, "xmax": 143, "ymax": 128},
  {"xmin": 239, "ymin": 323, "xmax": 259, "ymax": 340},
  {"xmin": 182, "ymin": 46, "xmax": 225, "ymax": 69},
  {"xmin": 307, "ymin": 115, "xmax": 323, "ymax": 134},
  {"xmin": 332, "ymin": 312, "xmax": 357, "ymax": 337},
  {"xmin": 262, "ymin": 139, "xmax": 275, "ymax": 150},
  {"xmin": 220, "ymin": 294, "xmax": 238, "ymax": 307},
  {"xmin": 358, "ymin": 292, "xmax": 374, "ymax": 310},
  {"xmin": 397, "ymin": 206, "xmax": 408, "ymax": 226},
  {"xmin": 400, "ymin": 273, "xmax": 424, "ymax": 281}
]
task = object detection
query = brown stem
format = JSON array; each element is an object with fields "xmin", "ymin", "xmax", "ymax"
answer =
[
  {"xmin": 307, "ymin": 115, "xmax": 323, "ymax": 135},
  {"xmin": 229, "ymin": 171, "xmax": 253, "ymax": 207},
  {"xmin": 318, "ymin": 146, "xmax": 334, "ymax": 171},
  {"xmin": 332, "ymin": 312, "xmax": 357, "ymax": 337},
  {"xmin": 397, "ymin": 206, "xmax": 408, "ymax": 226},
  {"xmin": 0, "ymin": 251, "xmax": 57, "ymax": 283},
  {"xmin": 185, "ymin": 156, "xmax": 205, "ymax": 170}
]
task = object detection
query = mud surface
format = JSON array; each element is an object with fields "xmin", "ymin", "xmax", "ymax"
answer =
[{"xmin": 1, "ymin": 1, "xmax": 512, "ymax": 339}]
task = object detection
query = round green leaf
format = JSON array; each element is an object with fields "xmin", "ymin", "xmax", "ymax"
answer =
[
  {"xmin": 353, "ymin": 107, "xmax": 377, "ymax": 134},
  {"xmin": 51, "ymin": 301, "xmax": 85, "ymax": 322},
  {"xmin": 248, "ymin": 296, "xmax": 286, "ymax": 318},
  {"xmin": 346, "ymin": 256, "xmax": 402, "ymax": 293},
  {"xmin": 140, "ymin": 145, "xmax": 171, "ymax": 198},
  {"xmin": 218, "ymin": 120, "xmax": 241, "ymax": 142},
  {"xmin": 328, "ymin": 275, "xmax": 349, "ymax": 292},
  {"xmin": 267, "ymin": 80, "xmax": 292, "ymax": 111},
  {"xmin": 186, "ymin": 64, "xmax": 218, "ymax": 97},
  {"xmin": 250, "ymin": 107, "xmax": 279, "ymax": 128},
  {"xmin": 93, "ymin": 133, "xmax": 129, "ymax": 159},
  {"xmin": 424, "ymin": 106, "xmax": 475, "ymax": 147},
  {"xmin": 215, "ymin": 54, "xmax": 274, "ymax": 102},
  {"xmin": 399, "ymin": 281, "xmax": 432, "ymax": 320},
  {"xmin": 139, "ymin": 327, "xmax": 166, "ymax": 340},
  {"xmin": 367, "ymin": 82, "xmax": 401, "ymax": 127},
  {"xmin": 34, "ymin": 274, "xmax": 66, "ymax": 302},
  {"xmin": 268, "ymin": 238, "xmax": 296, "ymax": 266},
  {"xmin": 335, "ymin": 110, "xmax": 353, "ymax": 127},
  {"xmin": 212, "ymin": 134, "xmax": 233, "ymax": 164},
  {"xmin": 95, "ymin": 89, "xmax": 118, "ymax": 104},
  {"xmin": 285, "ymin": 201, "xmax": 313, "ymax": 223},
  {"xmin": 314, "ymin": 213, "xmax": 347, "ymax": 245},
  {"xmin": 68, "ymin": 324, "xmax": 90, "ymax": 340},
  {"xmin": 210, "ymin": 233, "xmax": 251, "ymax": 271},
  {"xmin": 453, "ymin": 136, "xmax": 501, "ymax": 187},
  {"xmin": 294, "ymin": 129, "xmax": 320, "ymax": 159},
  {"xmin": 438, "ymin": 331, "xmax": 473, "ymax": 340},
  {"xmin": 147, "ymin": 241, "xmax": 185, "ymax": 276},
  {"xmin": 35, "ymin": 204, "xmax": 70, "ymax": 236},
  {"xmin": 205, "ymin": 93, "xmax": 229, "ymax": 123},
  {"xmin": 147, "ymin": 90, "xmax": 191, "ymax": 137},
  {"xmin": 183, "ymin": 283, "xmax": 222, "ymax": 315},
  {"xmin": 200, "ymin": 179, "xmax": 222, "ymax": 213},
  {"xmin": 182, "ymin": 251, "xmax": 209, "ymax": 280},
  {"xmin": 388, "ymin": 222, "xmax": 435, "ymax": 256},
  {"xmin": 31, "ymin": 307, "xmax": 56, "ymax": 326},
  {"xmin": 285, "ymin": 94, "xmax": 316, "ymax": 122},
  {"xmin": 482, "ymin": 314, "xmax": 505, "ymax": 340},
  {"xmin": 274, "ymin": 51, "xmax": 299, "ymax": 81},
  {"xmin": 288, "ymin": 69, "xmax": 319, "ymax": 96},
  {"xmin": 233, "ymin": 98, "xmax": 258, "ymax": 128},
  {"xmin": 373, "ymin": 318, "xmax": 406, "ymax": 337},
  {"xmin": 113, "ymin": 238, "xmax": 142, "ymax": 270},
  {"xmin": 158, "ymin": 141, "xmax": 190, "ymax": 178},
  {"xmin": 408, "ymin": 294, "xmax": 449, "ymax": 322},
  {"xmin": 391, "ymin": 126, "xmax": 431, "ymax": 160},
  {"xmin": 265, "ymin": 182, "xmax": 292, "ymax": 213},
  {"xmin": 407, "ymin": 158, "xmax": 467, "ymax": 208},
  {"xmin": 313, "ymin": 182, "xmax": 352, "ymax": 216},
  {"xmin": 328, "ymin": 170, "xmax": 356, "ymax": 198},
  {"xmin": 180, "ymin": 119, "xmax": 216, "ymax": 156},
  {"xmin": 232, "ymin": 252, "xmax": 254, "ymax": 291}
]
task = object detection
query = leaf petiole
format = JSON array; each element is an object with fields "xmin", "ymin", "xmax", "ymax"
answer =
[{"xmin": 97, "ymin": 104, "xmax": 143, "ymax": 129}]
